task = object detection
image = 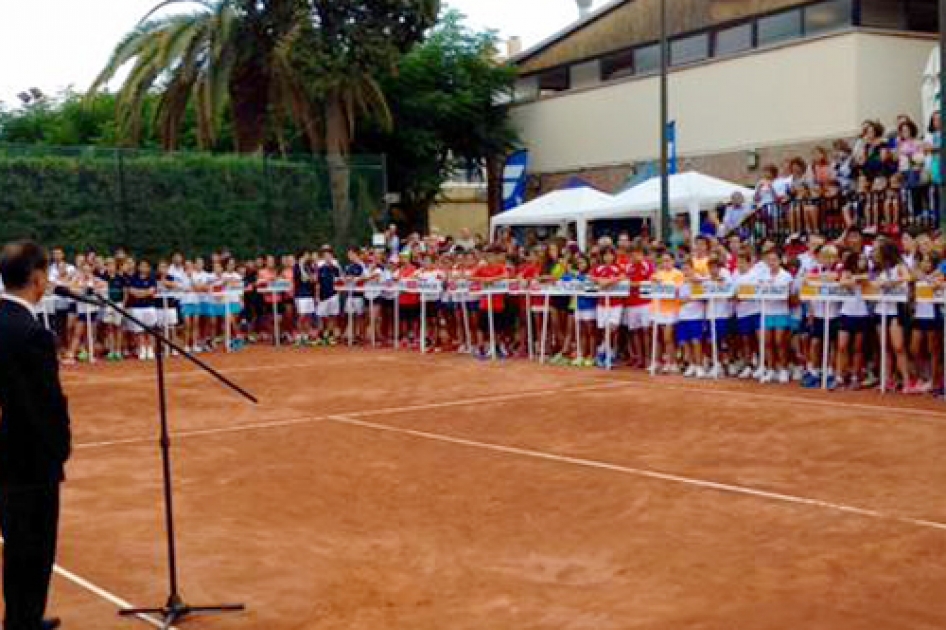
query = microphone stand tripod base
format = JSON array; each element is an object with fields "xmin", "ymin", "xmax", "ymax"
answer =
[{"xmin": 120, "ymin": 595, "xmax": 245, "ymax": 629}]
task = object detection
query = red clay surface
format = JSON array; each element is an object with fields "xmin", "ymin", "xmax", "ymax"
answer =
[{"xmin": 5, "ymin": 346, "xmax": 946, "ymax": 629}]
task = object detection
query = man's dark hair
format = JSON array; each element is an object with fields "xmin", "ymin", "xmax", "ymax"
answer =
[{"xmin": 0, "ymin": 240, "xmax": 49, "ymax": 290}]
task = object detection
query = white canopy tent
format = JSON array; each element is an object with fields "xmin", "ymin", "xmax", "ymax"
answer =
[
  {"xmin": 490, "ymin": 186, "xmax": 614, "ymax": 247},
  {"xmin": 582, "ymin": 171, "xmax": 756, "ymax": 240}
]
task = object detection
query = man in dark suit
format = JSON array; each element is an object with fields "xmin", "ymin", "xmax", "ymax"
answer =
[{"xmin": 0, "ymin": 241, "xmax": 71, "ymax": 630}]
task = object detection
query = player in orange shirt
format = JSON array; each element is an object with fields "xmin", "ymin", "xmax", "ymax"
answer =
[{"xmin": 651, "ymin": 251, "xmax": 686, "ymax": 373}]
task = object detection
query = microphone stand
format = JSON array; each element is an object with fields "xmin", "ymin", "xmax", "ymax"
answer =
[{"xmin": 89, "ymin": 292, "xmax": 256, "ymax": 629}]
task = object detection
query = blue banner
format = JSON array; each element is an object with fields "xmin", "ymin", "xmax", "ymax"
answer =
[
  {"xmin": 667, "ymin": 120, "xmax": 677, "ymax": 175},
  {"xmin": 502, "ymin": 150, "xmax": 529, "ymax": 211}
]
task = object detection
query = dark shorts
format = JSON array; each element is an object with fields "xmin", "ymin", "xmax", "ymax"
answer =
[
  {"xmin": 676, "ymin": 319, "xmax": 705, "ymax": 344},
  {"xmin": 811, "ymin": 317, "xmax": 839, "ymax": 342},
  {"xmin": 551, "ymin": 296, "xmax": 570, "ymax": 311},
  {"xmin": 873, "ymin": 310, "xmax": 905, "ymax": 328},
  {"xmin": 400, "ymin": 303, "xmax": 420, "ymax": 320},
  {"xmin": 840, "ymin": 315, "xmax": 871, "ymax": 334},
  {"xmin": 736, "ymin": 314, "xmax": 760, "ymax": 336},
  {"xmin": 912, "ymin": 317, "xmax": 941, "ymax": 332},
  {"xmin": 706, "ymin": 318, "xmax": 732, "ymax": 339},
  {"xmin": 478, "ymin": 308, "xmax": 508, "ymax": 334}
]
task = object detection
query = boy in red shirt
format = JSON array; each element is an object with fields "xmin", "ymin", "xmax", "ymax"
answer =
[
  {"xmin": 591, "ymin": 247, "xmax": 623, "ymax": 367},
  {"xmin": 470, "ymin": 249, "xmax": 509, "ymax": 359},
  {"xmin": 616, "ymin": 232, "xmax": 633, "ymax": 266},
  {"xmin": 624, "ymin": 243, "xmax": 655, "ymax": 368},
  {"xmin": 516, "ymin": 251, "xmax": 544, "ymax": 358},
  {"xmin": 396, "ymin": 253, "xmax": 421, "ymax": 347}
]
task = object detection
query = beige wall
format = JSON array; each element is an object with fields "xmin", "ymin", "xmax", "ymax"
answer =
[
  {"xmin": 854, "ymin": 33, "xmax": 936, "ymax": 128},
  {"xmin": 428, "ymin": 185, "xmax": 490, "ymax": 239},
  {"xmin": 511, "ymin": 32, "xmax": 935, "ymax": 175}
]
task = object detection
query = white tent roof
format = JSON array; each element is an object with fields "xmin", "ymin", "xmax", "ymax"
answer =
[
  {"xmin": 584, "ymin": 171, "xmax": 755, "ymax": 221},
  {"xmin": 490, "ymin": 186, "xmax": 614, "ymax": 228}
]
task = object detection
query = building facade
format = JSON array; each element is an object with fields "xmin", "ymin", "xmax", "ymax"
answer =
[{"xmin": 509, "ymin": 0, "xmax": 938, "ymax": 194}]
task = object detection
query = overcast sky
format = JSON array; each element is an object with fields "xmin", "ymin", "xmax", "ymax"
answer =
[{"xmin": 0, "ymin": 0, "xmax": 596, "ymax": 106}]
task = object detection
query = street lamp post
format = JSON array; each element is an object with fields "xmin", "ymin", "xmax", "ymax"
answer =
[{"xmin": 659, "ymin": 0, "xmax": 671, "ymax": 240}]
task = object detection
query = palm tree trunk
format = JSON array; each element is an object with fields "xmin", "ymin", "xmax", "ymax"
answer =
[
  {"xmin": 326, "ymin": 94, "xmax": 352, "ymax": 248},
  {"xmin": 230, "ymin": 62, "xmax": 270, "ymax": 153}
]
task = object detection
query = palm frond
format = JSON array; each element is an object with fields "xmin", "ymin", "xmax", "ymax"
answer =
[
  {"xmin": 359, "ymin": 76, "xmax": 392, "ymax": 129},
  {"xmin": 88, "ymin": 21, "xmax": 163, "ymax": 94},
  {"xmin": 138, "ymin": 0, "xmax": 217, "ymax": 25},
  {"xmin": 194, "ymin": 74, "xmax": 216, "ymax": 149},
  {"xmin": 153, "ymin": 28, "xmax": 205, "ymax": 149},
  {"xmin": 199, "ymin": 1, "xmax": 236, "ymax": 135},
  {"xmin": 155, "ymin": 14, "xmax": 207, "ymax": 71}
]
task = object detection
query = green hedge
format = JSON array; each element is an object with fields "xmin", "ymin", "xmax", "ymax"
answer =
[{"xmin": 0, "ymin": 145, "xmax": 385, "ymax": 259}]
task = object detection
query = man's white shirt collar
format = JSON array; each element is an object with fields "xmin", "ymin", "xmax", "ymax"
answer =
[{"xmin": 1, "ymin": 294, "xmax": 38, "ymax": 320}]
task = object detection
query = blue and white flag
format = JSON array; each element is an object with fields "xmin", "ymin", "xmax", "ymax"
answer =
[
  {"xmin": 667, "ymin": 120, "xmax": 678, "ymax": 175},
  {"xmin": 502, "ymin": 150, "xmax": 529, "ymax": 211}
]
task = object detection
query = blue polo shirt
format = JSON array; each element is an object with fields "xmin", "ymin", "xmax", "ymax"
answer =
[
  {"xmin": 128, "ymin": 274, "xmax": 157, "ymax": 308},
  {"xmin": 293, "ymin": 263, "xmax": 315, "ymax": 298},
  {"xmin": 318, "ymin": 264, "xmax": 340, "ymax": 300}
]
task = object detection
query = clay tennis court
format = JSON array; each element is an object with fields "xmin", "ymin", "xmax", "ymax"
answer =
[{"xmin": 18, "ymin": 347, "xmax": 946, "ymax": 629}]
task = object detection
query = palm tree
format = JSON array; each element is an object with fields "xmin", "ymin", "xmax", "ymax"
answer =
[
  {"xmin": 308, "ymin": 0, "xmax": 440, "ymax": 243},
  {"xmin": 89, "ymin": 0, "xmax": 316, "ymax": 152},
  {"xmin": 93, "ymin": 0, "xmax": 439, "ymax": 245}
]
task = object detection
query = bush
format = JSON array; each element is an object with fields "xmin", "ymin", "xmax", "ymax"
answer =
[{"xmin": 0, "ymin": 145, "xmax": 384, "ymax": 258}]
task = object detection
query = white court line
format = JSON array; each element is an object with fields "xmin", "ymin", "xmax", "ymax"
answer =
[
  {"xmin": 73, "ymin": 381, "xmax": 626, "ymax": 450},
  {"xmin": 61, "ymin": 354, "xmax": 407, "ymax": 386},
  {"xmin": 582, "ymin": 374, "xmax": 946, "ymax": 423},
  {"xmin": 74, "ymin": 372, "xmax": 946, "ymax": 451},
  {"xmin": 75, "ymin": 415, "xmax": 332, "ymax": 450},
  {"xmin": 0, "ymin": 537, "xmax": 171, "ymax": 629},
  {"xmin": 65, "ymin": 349, "xmax": 946, "ymax": 422},
  {"xmin": 326, "ymin": 414, "xmax": 946, "ymax": 534},
  {"xmin": 52, "ymin": 565, "xmax": 174, "ymax": 629}
]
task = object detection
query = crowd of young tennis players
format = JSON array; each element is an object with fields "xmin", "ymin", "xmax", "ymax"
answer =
[{"xmin": 23, "ymin": 221, "xmax": 946, "ymax": 397}]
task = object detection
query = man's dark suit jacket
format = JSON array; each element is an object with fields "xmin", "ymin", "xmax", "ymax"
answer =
[{"xmin": 0, "ymin": 299, "xmax": 71, "ymax": 487}]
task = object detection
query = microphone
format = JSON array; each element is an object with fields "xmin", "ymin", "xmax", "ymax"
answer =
[{"xmin": 52, "ymin": 285, "xmax": 102, "ymax": 306}]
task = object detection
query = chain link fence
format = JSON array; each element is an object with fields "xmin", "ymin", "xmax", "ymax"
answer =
[{"xmin": 0, "ymin": 144, "xmax": 387, "ymax": 258}]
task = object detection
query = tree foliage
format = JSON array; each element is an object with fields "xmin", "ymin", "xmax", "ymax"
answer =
[
  {"xmin": 0, "ymin": 4, "xmax": 517, "ymax": 243},
  {"xmin": 88, "ymin": 0, "xmax": 315, "ymax": 152},
  {"xmin": 355, "ymin": 9, "xmax": 518, "ymax": 230},
  {"xmin": 0, "ymin": 91, "xmax": 123, "ymax": 147}
]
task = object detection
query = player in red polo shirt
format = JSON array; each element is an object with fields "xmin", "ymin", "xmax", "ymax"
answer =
[
  {"xmin": 516, "ymin": 251, "xmax": 544, "ymax": 358},
  {"xmin": 396, "ymin": 253, "xmax": 421, "ymax": 348},
  {"xmin": 624, "ymin": 243, "xmax": 655, "ymax": 368},
  {"xmin": 470, "ymin": 249, "xmax": 510, "ymax": 359},
  {"xmin": 616, "ymin": 232, "xmax": 633, "ymax": 267},
  {"xmin": 591, "ymin": 247, "xmax": 623, "ymax": 367}
]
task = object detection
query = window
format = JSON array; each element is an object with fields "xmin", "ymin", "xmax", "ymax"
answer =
[
  {"xmin": 671, "ymin": 33, "xmax": 709, "ymax": 66},
  {"xmin": 905, "ymin": 0, "xmax": 938, "ymax": 33},
  {"xmin": 860, "ymin": 0, "xmax": 937, "ymax": 32},
  {"xmin": 537, "ymin": 66, "xmax": 570, "ymax": 93},
  {"xmin": 634, "ymin": 43, "xmax": 661, "ymax": 74},
  {"xmin": 601, "ymin": 49, "xmax": 634, "ymax": 81},
  {"xmin": 804, "ymin": 0, "xmax": 852, "ymax": 35},
  {"xmin": 859, "ymin": 0, "xmax": 905, "ymax": 28},
  {"xmin": 714, "ymin": 23, "xmax": 754, "ymax": 56},
  {"xmin": 757, "ymin": 9, "xmax": 803, "ymax": 46}
]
